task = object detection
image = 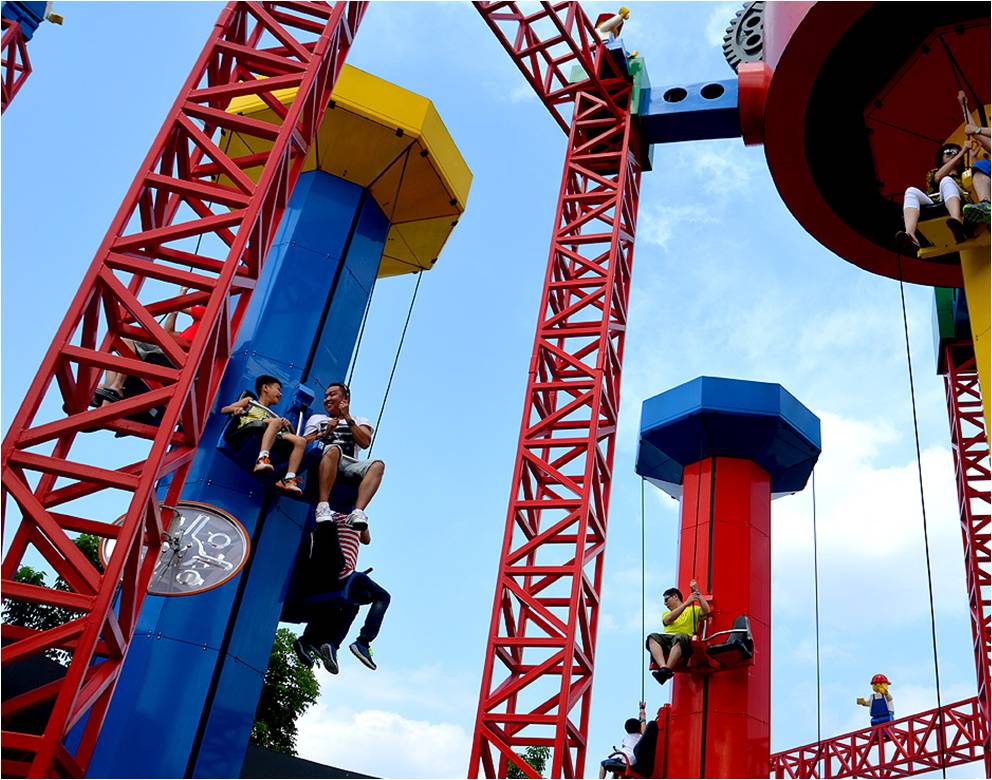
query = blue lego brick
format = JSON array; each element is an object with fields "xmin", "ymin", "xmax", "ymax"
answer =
[
  {"xmin": 639, "ymin": 79, "xmax": 741, "ymax": 144},
  {"xmin": 90, "ymin": 170, "xmax": 389, "ymax": 779},
  {"xmin": 1, "ymin": 1, "xmax": 47, "ymax": 39},
  {"xmin": 635, "ymin": 376, "xmax": 821, "ymax": 498}
]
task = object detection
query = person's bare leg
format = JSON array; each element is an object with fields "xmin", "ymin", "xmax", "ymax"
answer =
[
  {"xmin": 665, "ymin": 642, "xmax": 684, "ymax": 672},
  {"xmin": 286, "ymin": 435, "xmax": 306, "ymax": 475},
  {"xmin": 354, "ymin": 461, "xmax": 384, "ymax": 510},
  {"xmin": 258, "ymin": 418, "xmax": 284, "ymax": 458},
  {"xmin": 599, "ymin": 766, "xmax": 607, "ymax": 779},
  {"xmin": 319, "ymin": 446, "xmax": 341, "ymax": 502},
  {"xmin": 96, "ymin": 339, "xmax": 138, "ymax": 404},
  {"xmin": 903, "ymin": 206, "xmax": 921, "ymax": 240},
  {"xmin": 647, "ymin": 637, "xmax": 668, "ymax": 668},
  {"xmin": 945, "ymin": 195, "xmax": 962, "ymax": 221},
  {"xmin": 973, "ymin": 171, "xmax": 990, "ymax": 202}
]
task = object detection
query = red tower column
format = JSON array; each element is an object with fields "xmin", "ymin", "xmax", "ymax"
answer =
[
  {"xmin": 666, "ymin": 458, "xmax": 771, "ymax": 779},
  {"xmin": 637, "ymin": 376, "xmax": 820, "ymax": 778}
]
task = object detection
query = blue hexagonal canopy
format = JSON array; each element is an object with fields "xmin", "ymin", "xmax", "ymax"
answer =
[{"xmin": 636, "ymin": 376, "xmax": 821, "ymax": 499}]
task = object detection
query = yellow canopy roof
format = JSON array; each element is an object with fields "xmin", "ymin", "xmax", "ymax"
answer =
[{"xmin": 222, "ymin": 65, "xmax": 471, "ymax": 277}]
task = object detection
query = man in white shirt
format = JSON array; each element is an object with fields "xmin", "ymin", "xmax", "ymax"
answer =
[
  {"xmin": 303, "ymin": 382, "xmax": 384, "ymax": 530},
  {"xmin": 598, "ymin": 702, "xmax": 647, "ymax": 778}
]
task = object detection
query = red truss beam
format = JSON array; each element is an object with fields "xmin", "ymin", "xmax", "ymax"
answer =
[
  {"xmin": 0, "ymin": 3, "xmax": 366, "ymax": 777},
  {"xmin": 769, "ymin": 697, "xmax": 986, "ymax": 778},
  {"xmin": 1, "ymin": 17, "xmax": 31, "ymax": 113},
  {"xmin": 944, "ymin": 341, "xmax": 991, "ymax": 772},
  {"xmin": 475, "ymin": 1, "xmax": 627, "ymax": 135},
  {"xmin": 468, "ymin": 73, "xmax": 641, "ymax": 778}
]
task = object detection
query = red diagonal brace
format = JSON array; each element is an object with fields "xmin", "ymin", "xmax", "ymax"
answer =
[{"xmin": 0, "ymin": 3, "xmax": 367, "ymax": 777}]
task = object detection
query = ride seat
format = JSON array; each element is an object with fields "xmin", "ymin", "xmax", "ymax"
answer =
[
  {"xmin": 915, "ymin": 169, "xmax": 989, "ymax": 260},
  {"xmin": 705, "ymin": 614, "xmax": 753, "ymax": 664},
  {"xmin": 216, "ymin": 386, "xmax": 359, "ymax": 509}
]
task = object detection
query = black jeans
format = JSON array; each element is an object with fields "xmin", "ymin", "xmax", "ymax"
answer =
[{"xmin": 302, "ymin": 572, "xmax": 390, "ymax": 648}]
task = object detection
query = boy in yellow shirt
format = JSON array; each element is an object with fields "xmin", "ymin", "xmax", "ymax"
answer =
[{"xmin": 645, "ymin": 579, "xmax": 710, "ymax": 685}]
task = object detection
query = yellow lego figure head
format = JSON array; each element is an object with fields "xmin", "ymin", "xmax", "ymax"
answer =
[{"xmin": 870, "ymin": 673, "xmax": 891, "ymax": 695}]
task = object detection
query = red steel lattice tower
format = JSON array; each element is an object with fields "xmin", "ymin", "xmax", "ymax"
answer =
[
  {"xmin": 0, "ymin": 16, "xmax": 31, "ymax": 113},
  {"xmin": 0, "ymin": 3, "xmax": 365, "ymax": 776},
  {"xmin": 944, "ymin": 340, "xmax": 991, "ymax": 774},
  {"xmin": 470, "ymin": 3, "xmax": 642, "ymax": 776}
]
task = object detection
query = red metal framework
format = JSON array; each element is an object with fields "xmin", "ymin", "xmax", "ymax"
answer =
[
  {"xmin": 470, "ymin": 5, "xmax": 641, "ymax": 776},
  {"xmin": 944, "ymin": 340, "xmax": 991, "ymax": 772},
  {"xmin": 769, "ymin": 697, "xmax": 986, "ymax": 778},
  {"xmin": 0, "ymin": 3, "xmax": 365, "ymax": 776},
  {"xmin": 475, "ymin": 1, "xmax": 627, "ymax": 132},
  {"xmin": 1, "ymin": 17, "xmax": 31, "ymax": 113},
  {"xmin": 769, "ymin": 341, "xmax": 990, "ymax": 779}
]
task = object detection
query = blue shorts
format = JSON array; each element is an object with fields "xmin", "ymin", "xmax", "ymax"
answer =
[{"xmin": 973, "ymin": 159, "xmax": 990, "ymax": 177}]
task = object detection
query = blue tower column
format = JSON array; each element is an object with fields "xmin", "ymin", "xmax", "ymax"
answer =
[{"xmin": 86, "ymin": 170, "xmax": 388, "ymax": 778}]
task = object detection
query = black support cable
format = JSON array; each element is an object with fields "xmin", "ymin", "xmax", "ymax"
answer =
[
  {"xmin": 896, "ymin": 252, "xmax": 947, "ymax": 778},
  {"xmin": 368, "ymin": 271, "xmax": 422, "ymax": 457},
  {"xmin": 811, "ymin": 469, "xmax": 823, "ymax": 777},
  {"xmin": 641, "ymin": 476, "xmax": 646, "ymax": 704}
]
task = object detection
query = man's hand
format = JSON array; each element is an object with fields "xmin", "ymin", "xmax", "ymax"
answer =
[
  {"xmin": 237, "ymin": 397, "xmax": 252, "ymax": 412},
  {"xmin": 338, "ymin": 396, "xmax": 351, "ymax": 421},
  {"xmin": 638, "ymin": 700, "xmax": 646, "ymax": 710},
  {"xmin": 280, "ymin": 417, "xmax": 292, "ymax": 428},
  {"xmin": 689, "ymin": 578, "xmax": 700, "ymax": 594}
]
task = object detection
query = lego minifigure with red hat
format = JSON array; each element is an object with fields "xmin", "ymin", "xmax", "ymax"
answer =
[{"xmin": 857, "ymin": 673, "xmax": 895, "ymax": 726}]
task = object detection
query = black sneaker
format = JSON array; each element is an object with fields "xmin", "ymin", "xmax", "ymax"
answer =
[
  {"xmin": 293, "ymin": 637, "xmax": 316, "ymax": 668},
  {"xmin": 946, "ymin": 217, "xmax": 969, "ymax": 243},
  {"xmin": 319, "ymin": 643, "xmax": 339, "ymax": 674},
  {"xmin": 349, "ymin": 640, "xmax": 376, "ymax": 670},
  {"xmin": 893, "ymin": 230, "xmax": 921, "ymax": 256},
  {"xmin": 651, "ymin": 668, "xmax": 673, "ymax": 686}
]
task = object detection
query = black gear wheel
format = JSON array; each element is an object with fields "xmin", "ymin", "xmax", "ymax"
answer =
[{"xmin": 722, "ymin": 2, "xmax": 765, "ymax": 73}]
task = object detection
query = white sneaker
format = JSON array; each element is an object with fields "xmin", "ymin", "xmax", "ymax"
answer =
[
  {"xmin": 315, "ymin": 503, "xmax": 333, "ymax": 523},
  {"xmin": 346, "ymin": 509, "xmax": 368, "ymax": 531}
]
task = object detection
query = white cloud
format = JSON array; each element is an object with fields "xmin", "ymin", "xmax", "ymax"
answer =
[
  {"xmin": 771, "ymin": 411, "xmax": 967, "ymax": 633},
  {"xmin": 705, "ymin": 3, "xmax": 741, "ymax": 48},
  {"xmin": 637, "ymin": 204, "xmax": 713, "ymax": 250},
  {"xmin": 297, "ymin": 704, "xmax": 471, "ymax": 779}
]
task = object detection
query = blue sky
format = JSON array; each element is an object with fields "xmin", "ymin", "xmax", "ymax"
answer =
[{"xmin": 1, "ymin": 3, "xmax": 981, "ymax": 778}]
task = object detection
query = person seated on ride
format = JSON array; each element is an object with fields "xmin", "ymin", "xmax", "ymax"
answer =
[
  {"xmin": 895, "ymin": 143, "xmax": 969, "ymax": 255},
  {"xmin": 92, "ymin": 287, "xmax": 206, "ymax": 407},
  {"xmin": 293, "ymin": 509, "xmax": 390, "ymax": 675},
  {"xmin": 598, "ymin": 702, "xmax": 647, "ymax": 778},
  {"xmin": 963, "ymin": 123, "xmax": 991, "ymax": 225},
  {"xmin": 645, "ymin": 579, "xmax": 710, "ymax": 686},
  {"xmin": 303, "ymin": 382, "xmax": 384, "ymax": 532},
  {"xmin": 219, "ymin": 374, "xmax": 306, "ymax": 496}
]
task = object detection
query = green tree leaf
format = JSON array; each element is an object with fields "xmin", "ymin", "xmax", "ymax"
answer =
[
  {"xmin": 507, "ymin": 745, "xmax": 551, "ymax": 778},
  {"xmin": 250, "ymin": 628, "xmax": 320, "ymax": 755}
]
